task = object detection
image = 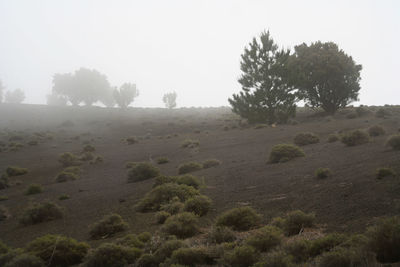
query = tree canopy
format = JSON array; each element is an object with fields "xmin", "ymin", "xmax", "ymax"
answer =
[
  {"xmin": 163, "ymin": 91, "xmax": 177, "ymax": 109},
  {"xmin": 113, "ymin": 83, "xmax": 139, "ymax": 109}
]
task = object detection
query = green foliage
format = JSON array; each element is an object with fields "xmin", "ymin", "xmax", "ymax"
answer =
[
  {"xmin": 309, "ymin": 233, "xmax": 347, "ymax": 257},
  {"xmin": 153, "ymin": 175, "xmax": 178, "ymax": 188},
  {"xmin": 0, "ymin": 175, "xmax": 9, "ymax": 189},
  {"xmin": 246, "ymin": 226, "xmax": 283, "ymax": 252},
  {"xmin": 387, "ymin": 134, "xmax": 400, "ymax": 150},
  {"xmin": 293, "ymin": 132, "xmax": 319, "ymax": 146},
  {"xmin": 157, "ymin": 157, "xmax": 169, "ymax": 164},
  {"xmin": 58, "ymin": 194, "xmax": 70, "ymax": 200},
  {"xmin": 136, "ymin": 253, "xmax": 159, "ymax": 267},
  {"xmin": 58, "ymin": 152, "xmax": 81, "ymax": 167},
  {"xmin": 177, "ymin": 162, "xmax": 203, "ymax": 174},
  {"xmin": 376, "ymin": 167, "xmax": 395, "ymax": 179},
  {"xmin": 368, "ymin": 125, "xmax": 385, "ymax": 137},
  {"xmin": 254, "ymin": 251, "xmax": 294, "ymax": 267},
  {"xmin": 268, "ymin": 144, "xmax": 305, "ymax": 163},
  {"xmin": 0, "ymin": 240, "xmax": 9, "ymax": 254},
  {"xmin": 127, "ymin": 162, "xmax": 160, "ymax": 183},
  {"xmin": 327, "ymin": 134, "xmax": 339, "ymax": 143},
  {"xmin": 291, "ymin": 41, "xmax": 362, "ymax": 114},
  {"xmin": 0, "ymin": 206, "xmax": 9, "ymax": 221},
  {"xmin": 316, "ymin": 247, "xmax": 362, "ymax": 267},
  {"xmin": 153, "ymin": 239, "xmax": 185, "ymax": 263},
  {"xmin": 315, "ymin": 168, "xmax": 332, "ymax": 179},
  {"xmin": 284, "ymin": 239, "xmax": 311, "ymax": 263},
  {"xmin": 4, "ymin": 253, "xmax": 44, "ymax": 267},
  {"xmin": 79, "ymin": 152, "xmax": 94, "ymax": 161},
  {"xmin": 162, "ymin": 212, "xmax": 199, "ymax": 238},
  {"xmin": 229, "ymin": 31, "xmax": 296, "ymax": 124},
  {"xmin": 115, "ymin": 234, "xmax": 145, "ymax": 249},
  {"xmin": 202, "ymin": 159, "xmax": 221, "ymax": 169},
  {"xmin": 208, "ymin": 226, "xmax": 236, "ymax": 244},
  {"xmin": 84, "ymin": 243, "xmax": 141, "ymax": 267},
  {"xmin": 341, "ymin": 130, "xmax": 370, "ymax": 146},
  {"xmin": 283, "ymin": 210, "xmax": 315, "ymax": 236},
  {"xmin": 89, "ymin": 214, "xmax": 128, "ymax": 239},
  {"xmin": 216, "ymin": 206, "xmax": 261, "ymax": 231},
  {"xmin": 24, "ymin": 184, "xmax": 43, "ymax": 195},
  {"xmin": 160, "ymin": 198, "xmax": 184, "ymax": 215},
  {"xmin": 176, "ymin": 174, "xmax": 201, "ymax": 189},
  {"xmin": 224, "ymin": 245, "xmax": 259, "ymax": 267},
  {"xmin": 26, "ymin": 234, "xmax": 89, "ymax": 267},
  {"xmin": 171, "ymin": 247, "xmax": 214, "ymax": 266},
  {"xmin": 137, "ymin": 232, "xmax": 152, "ymax": 243},
  {"xmin": 19, "ymin": 202, "xmax": 63, "ymax": 225},
  {"xmin": 55, "ymin": 171, "xmax": 78, "ymax": 183},
  {"xmin": 184, "ymin": 195, "xmax": 212, "ymax": 216},
  {"xmin": 180, "ymin": 139, "xmax": 199, "ymax": 148},
  {"xmin": 5, "ymin": 166, "xmax": 28, "ymax": 177}
]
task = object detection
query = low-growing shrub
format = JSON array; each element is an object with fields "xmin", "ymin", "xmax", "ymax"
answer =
[
  {"xmin": 160, "ymin": 198, "xmax": 184, "ymax": 215},
  {"xmin": 153, "ymin": 175, "xmax": 178, "ymax": 188},
  {"xmin": 137, "ymin": 232, "xmax": 152, "ymax": 243},
  {"xmin": 246, "ymin": 226, "xmax": 283, "ymax": 252},
  {"xmin": 26, "ymin": 234, "xmax": 89, "ymax": 267},
  {"xmin": 55, "ymin": 171, "xmax": 78, "ymax": 183},
  {"xmin": 58, "ymin": 152, "xmax": 81, "ymax": 167},
  {"xmin": 368, "ymin": 125, "xmax": 386, "ymax": 137},
  {"xmin": 376, "ymin": 167, "xmax": 395, "ymax": 179},
  {"xmin": 283, "ymin": 210, "xmax": 315, "ymax": 236},
  {"xmin": 346, "ymin": 112, "xmax": 358, "ymax": 119},
  {"xmin": 6, "ymin": 166, "xmax": 28, "ymax": 177},
  {"xmin": 208, "ymin": 226, "xmax": 236, "ymax": 244},
  {"xmin": 254, "ymin": 251, "xmax": 294, "ymax": 267},
  {"xmin": 153, "ymin": 239, "xmax": 185, "ymax": 263},
  {"xmin": 155, "ymin": 211, "xmax": 171, "ymax": 224},
  {"xmin": 308, "ymin": 233, "xmax": 347, "ymax": 257},
  {"xmin": 284, "ymin": 239, "xmax": 311, "ymax": 263},
  {"xmin": 82, "ymin": 144, "xmax": 95, "ymax": 152},
  {"xmin": 316, "ymin": 247, "xmax": 361, "ymax": 267},
  {"xmin": 269, "ymin": 144, "xmax": 305, "ymax": 163},
  {"xmin": 115, "ymin": 234, "xmax": 145, "ymax": 249},
  {"xmin": 171, "ymin": 247, "xmax": 214, "ymax": 266},
  {"xmin": 24, "ymin": 184, "xmax": 43, "ymax": 195},
  {"xmin": 177, "ymin": 174, "xmax": 201, "ymax": 189},
  {"xmin": 20, "ymin": 202, "xmax": 63, "ymax": 225},
  {"xmin": 178, "ymin": 162, "xmax": 203, "ymax": 174},
  {"xmin": 162, "ymin": 212, "xmax": 199, "ymax": 238},
  {"xmin": 63, "ymin": 166, "xmax": 81, "ymax": 175},
  {"xmin": 202, "ymin": 159, "xmax": 221, "ymax": 169},
  {"xmin": 89, "ymin": 156, "xmax": 103, "ymax": 164},
  {"xmin": 79, "ymin": 152, "xmax": 94, "ymax": 161},
  {"xmin": 327, "ymin": 134, "xmax": 339, "ymax": 143},
  {"xmin": 376, "ymin": 108, "xmax": 391, "ymax": 118},
  {"xmin": 4, "ymin": 253, "xmax": 45, "ymax": 267},
  {"xmin": 136, "ymin": 253, "xmax": 159, "ymax": 267},
  {"xmin": 294, "ymin": 132, "xmax": 320, "ymax": 146},
  {"xmin": 387, "ymin": 134, "xmax": 400, "ymax": 150},
  {"xmin": 0, "ymin": 175, "xmax": 9, "ymax": 190},
  {"xmin": 0, "ymin": 195, "xmax": 8, "ymax": 201},
  {"xmin": 184, "ymin": 195, "xmax": 212, "ymax": 216},
  {"xmin": 126, "ymin": 136, "xmax": 138, "ymax": 144},
  {"xmin": 127, "ymin": 162, "xmax": 160, "ymax": 182},
  {"xmin": 341, "ymin": 130, "xmax": 370, "ymax": 146},
  {"xmin": 216, "ymin": 206, "xmax": 261, "ymax": 231},
  {"xmin": 84, "ymin": 243, "xmax": 141, "ymax": 267},
  {"xmin": 89, "ymin": 213, "xmax": 128, "ymax": 239},
  {"xmin": 224, "ymin": 245, "xmax": 259, "ymax": 267},
  {"xmin": 28, "ymin": 140, "xmax": 39, "ymax": 146},
  {"xmin": 58, "ymin": 194, "xmax": 70, "ymax": 200},
  {"xmin": 315, "ymin": 168, "xmax": 332, "ymax": 179},
  {"xmin": 181, "ymin": 139, "xmax": 199, "ymax": 148},
  {"xmin": 157, "ymin": 157, "xmax": 169, "ymax": 164}
]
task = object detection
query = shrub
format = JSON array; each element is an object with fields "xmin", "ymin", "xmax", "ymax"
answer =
[
  {"xmin": 136, "ymin": 253, "xmax": 159, "ymax": 267},
  {"xmin": 26, "ymin": 234, "xmax": 89, "ymax": 267},
  {"xmin": 294, "ymin": 132, "xmax": 320, "ymax": 146},
  {"xmin": 315, "ymin": 168, "xmax": 332, "ymax": 179},
  {"xmin": 203, "ymin": 159, "xmax": 221, "ymax": 169},
  {"xmin": 368, "ymin": 125, "xmax": 386, "ymax": 137},
  {"xmin": 19, "ymin": 202, "xmax": 63, "ymax": 225},
  {"xmin": 79, "ymin": 152, "xmax": 94, "ymax": 161},
  {"xmin": 55, "ymin": 171, "xmax": 78, "ymax": 183},
  {"xmin": 387, "ymin": 134, "xmax": 400, "ymax": 150},
  {"xmin": 0, "ymin": 249, "xmax": 23, "ymax": 266},
  {"xmin": 160, "ymin": 199, "xmax": 184, "ymax": 215},
  {"xmin": 184, "ymin": 195, "xmax": 212, "ymax": 216},
  {"xmin": 346, "ymin": 112, "xmax": 358, "ymax": 119},
  {"xmin": 58, "ymin": 194, "xmax": 70, "ymax": 200},
  {"xmin": 224, "ymin": 245, "xmax": 259, "ymax": 267},
  {"xmin": 153, "ymin": 175, "xmax": 178, "ymax": 188},
  {"xmin": 136, "ymin": 183, "xmax": 199, "ymax": 212},
  {"xmin": 268, "ymin": 144, "xmax": 305, "ymax": 163},
  {"xmin": 376, "ymin": 167, "xmax": 395, "ymax": 179},
  {"xmin": 137, "ymin": 232, "xmax": 152, "ymax": 243},
  {"xmin": 89, "ymin": 214, "xmax": 128, "ymax": 239},
  {"xmin": 154, "ymin": 239, "xmax": 185, "ymax": 263},
  {"xmin": 82, "ymin": 144, "xmax": 95, "ymax": 152},
  {"xmin": 317, "ymin": 247, "xmax": 361, "ymax": 267},
  {"xmin": 0, "ymin": 240, "xmax": 9, "ymax": 254},
  {"xmin": 327, "ymin": 134, "xmax": 339, "ymax": 143},
  {"xmin": 341, "ymin": 130, "xmax": 370, "ymax": 146},
  {"xmin": 284, "ymin": 239, "xmax": 311, "ymax": 263},
  {"xmin": 0, "ymin": 195, "xmax": 8, "ymax": 201},
  {"xmin": 58, "ymin": 152, "xmax": 81, "ymax": 167},
  {"xmin": 84, "ymin": 243, "xmax": 141, "ymax": 267},
  {"xmin": 216, "ymin": 207, "xmax": 261, "ymax": 231},
  {"xmin": 126, "ymin": 136, "xmax": 138, "ymax": 144},
  {"xmin": 177, "ymin": 162, "xmax": 203, "ymax": 174},
  {"xmin": 177, "ymin": 174, "xmax": 201, "ymax": 189},
  {"xmin": 115, "ymin": 234, "xmax": 145, "ymax": 249},
  {"xmin": 246, "ymin": 226, "xmax": 282, "ymax": 252},
  {"xmin": 4, "ymin": 253, "xmax": 44, "ymax": 267},
  {"xmin": 171, "ymin": 247, "xmax": 214, "ymax": 266},
  {"xmin": 0, "ymin": 175, "xmax": 9, "ymax": 190},
  {"xmin": 367, "ymin": 216, "xmax": 400, "ymax": 263},
  {"xmin": 355, "ymin": 106, "xmax": 370, "ymax": 117},
  {"xmin": 162, "ymin": 212, "xmax": 199, "ymax": 238},
  {"xmin": 157, "ymin": 157, "xmax": 169, "ymax": 164},
  {"xmin": 181, "ymin": 139, "xmax": 199, "ymax": 148},
  {"xmin": 283, "ymin": 210, "xmax": 315, "ymax": 236},
  {"xmin": 5, "ymin": 166, "xmax": 28, "ymax": 177},
  {"xmin": 24, "ymin": 184, "xmax": 43, "ymax": 195},
  {"xmin": 308, "ymin": 233, "xmax": 347, "ymax": 257},
  {"xmin": 376, "ymin": 108, "xmax": 391, "ymax": 118},
  {"xmin": 62, "ymin": 166, "xmax": 81, "ymax": 175},
  {"xmin": 127, "ymin": 162, "xmax": 160, "ymax": 182},
  {"xmin": 89, "ymin": 156, "xmax": 104, "ymax": 164},
  {"xmin": 208, "ymin": 226, "xmax": 236, "ymax": 244},
  {"xmin": 254, "ymin": 251, "xmax": 294, "ymax": 267},
  {"xmin": 0, "ymin": 206, "xmax": 9, "ymax": 221}
]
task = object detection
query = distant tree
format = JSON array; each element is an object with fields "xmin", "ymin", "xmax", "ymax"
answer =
[
  {"xmin": 113, "ymin": 83, "xmax": 139, "ymax": 109},
  {"xmin": 228, "ymin": 31, "xmax": 297, "ymax": 124},
  {"xmin": 163, "ymin": 91, "xmax": 177, "ymax": 109},
  {"xmin": 5, "ymin": 89, "xmax": 25, "ymax": 104},
  {"xmin": 46, "ymin": 92, "xmax": 68, "ymax": 106},
  {"xmin": 290, "ymin": 41, "xmax": 362, "ymax": 114},
  {"xmin": 101, "ymin": 87, "xmax": 116, "ymax": 108},
  {"xmin": 0, "ymin": 80, "xmax": 4, "ymax": 103}
]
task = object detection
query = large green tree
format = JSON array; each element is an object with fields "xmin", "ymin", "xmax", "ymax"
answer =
[
  {"xmin": 291, "ymin": 42, "xmax": 362, "ymax": 114},
  {"xmin": 229, "ymin": 31, "xmax": 297, "ymax": 124}
]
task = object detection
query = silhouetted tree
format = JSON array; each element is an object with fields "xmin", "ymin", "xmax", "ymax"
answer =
[
  {"xmin": 0, "ymin": 80, "xmax": 4, "ymax": 103},
  {"xmin": 229, "ymin": 31, "xmax": 297, "ymax": 124},
  {"xmin": 290, "ymin": 41, "xmax": 362, "ymax": 114},
  {"xmin": 101, "ymin": 87, "xmax": 116, "ymax": 108},
  {"xmin": 113, "ymin": 83, "xmax": 139, "ymax": 109},
  {"xmin": 5, "ymin": 89, "xmax": 25, "ymax": 104},
  {"xmin": 163, "ymin": 91, "xmax": 177, "ymax": 109},
  {"xmin": 46, "ymin": 92, "xmax": 68, "ymax": 106}
]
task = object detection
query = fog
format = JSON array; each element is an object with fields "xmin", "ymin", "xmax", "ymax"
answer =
[{"xmin": 0, "ymin": 0, "xmax": 399, "ymax": 107}]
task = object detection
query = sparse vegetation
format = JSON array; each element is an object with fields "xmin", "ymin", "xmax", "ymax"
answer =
[
  {"xmin": 58, "ymin": 152, "xmax": 81, "ymax": 167},
  {"xmin": 157, "ymin": 157, "xmax": 169, "ymax": 164},
  {"xmin": 5, "ymin": 166, "xmax": 28, "ymax": 177},
  {"xmin": 58, "ymin": 194, "xmax": 70, "ymax": 200},
  {"xmin": 84, "ymin": 243, "xmax": 141, "ymax": 267},
  {"xmin": 184, "ymin": 195, "xmax": 212, "ymax": 216},
  {"xmin": 327, "ymin": 134, "xmax": 339, "ymax": 143},
  {"xmin": 376, "ymin": 107, "xmax": 391, "ymax": 118},
  {"xmin": 162, "ymin": 212, "xmax": 199, "ymax": 238},
  {"xmin": 387, "ymin": 134, "xmax": 400, "ymax": 150},
  {"xmin": 208, "ymin": 226, "xmax": 236, "ymax": 244},
  {"xmin": 24, "ymin": 184, "xmax": 43, "ymax": 195},
  {"xmin": 269, "ymin": 144, "xmax": 305, "ymax": 163},
  {"xmin": 294, "ymin": 132, "xmax": 319, "ymax": 146},
  {"xmin": 202, "ymin": 159, "xmax": 221, "ymax": 169},
  {"xmin": 127, "ymin": 162, "xmax": 160, "ymax": 182},
  {"xmin": 341, "ymin": 129, "xmax": 370, "ymax": 146},
  {"xmin": 376, "ymin": 167, "xmax": 395, "ymax": 179},
  {"xmin": 126, "ymin": 136, "xmax": 138, "ymax": 144},
  {"xmin": 246, "ymin": 226, "xmax": 283, "ymax": 252},
  {"xmin": 178, "ymin": 162, "xmax": 203, "ymax": 174},
  {"xmin": 216, "ymin": 207, "xmax": 261, "ymax": 231},
  {"xmin": 315, "ymin": 168, "xmax": 332, "ymax": 179},
  {"xmin": 181, "ymin": 139, "xmax": 199, "ymax": 148},
  {"xmin": 89, "ymin": 213, "xmax": 128, "ymax": 239},
  {"xmin": 282, "ymin": 210, "xmax": 315, "ymax": 236},
  {"xmin": 55, "ymin": 171, "xmax": 78, "ymax": 183},
  {"xmin": 19, "ymin": 202, "xmax": 63, "ymax": 225},
  {"xmin": 368, "ymin": 125, "xmax": 386, "ymax": 136},
  {"xmin": 171, "ymin": 247, "xmax": 213, "ymax": 266}
]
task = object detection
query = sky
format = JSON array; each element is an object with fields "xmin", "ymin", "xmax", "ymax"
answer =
[{"xmin": 0, "ymin": 0, "xmax": 399, "ymax": 108}]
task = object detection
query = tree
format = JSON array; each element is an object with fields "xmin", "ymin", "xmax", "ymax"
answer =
[
  {"xmin": 5, "ymin": 89, "xmax": 25, "ymax": 104},
  {"xmin": 101, "ymin": 87, "xmax": 116, "ymax": 108},
  {"xmin": 46, "ymin": 92, "xmax": 68, "ymax": 106},
  {"xmin": 290, "ymin": 41, "xmax": 362, "ymax": 114},
  {"xmin": 163, "ymin": 91, "xmax": 177, "ymax": 109},
  {"xmin": 228, "ymin": 31, "xmax": 297, "ymax": 124},
  {"xmin": 113, "ymin": 83, "xmax": 139, "ymax": 109},
  {"xmin": 0, "ymin": 80, "xmax": 4, "ymax": 103}
]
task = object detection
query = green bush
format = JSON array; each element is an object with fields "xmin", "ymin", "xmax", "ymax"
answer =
[
  {"xmin": 284, "ymin": 239, "xmax": 311, "ymax": 263},
  {"xmin": 0, "ymin": 249, "xmax": 23, "ymax": 266},
  {"xmin": 317, "ymin": 247, "xmax": 361, "ymax": 267},
  {"xmin": 0, "ymin": 240, "xmax": 9, "ymax": 254},
  {"xmin": 89, "ymin": 155, "xmax": 104, "ymax": 164},
  {"xmin": 208, "ymin": 226, "xmax": 236, "ymax": 244},
  {"xmin": 184, "ymin": 195, "xmax": 212, "ymax": 216},
  {"xmin": 367, "ymin": 216, "xmax": 400, "ymax": 263},
  {"xmin": 283, "ymin": 210, "xmax": 315, "ymax": 236},
  {"xmin": 153, "ymin": 239, "xmax": 185, "ymax": 263},
  {"xmin": 79, "ymin": 152, "xmax": 94, "ymax": 161},
  {"xmin": 315, "ymin": 168, "xmax": 332, "ymax": 179},
  {"xmin": 341, "ymin": 130, "xmax": 370, "ymax": 146},
  {"xmin": 136, "ymin": 253, "xmax": 159, "ymax": 267},
  {"xmin": 176, "ymin": 174, "xmax": 201, "ymax": 189},
  {"xmin": 202, "ymin": 159, "xmax": 221, "ymax": 169},
  {"xmin": 5, "ymin": 166, "xmax": 28, "ymax": 177},
  {"xmin": 224, "ymin": 245, "xmax": 259, "ymax": 267},
  {"xmin": 246, "ymin": 226, "xmax": 282, "ymax": 252},
  {"xmin": 309, "ymin": 233, "xmax": 347, "ymax": 257},
  {"xmin": 160, "ymin": 198, "xmax": 184, "ymax": 215},
  {"xmin": 63, "ymin": 166, "xmax": 81, "ymax": 175},
  {"xmin": 368, "ymin": 125, "xmax": 385, "ymax": 137},
  {"xmin": 19, "ymin": 202, "xmax": 63, "ymax": 225},
  {"xmin": 216, "ymin": 206, "xmax": 261, "ymax": 231},
  {"xmin": 55, "ymin": 171, "xmax": 78, "ymax": 183},
  {"xmin": 137, "ymin": 232, "xmax": 151, "ymax": 243},
  {"xmin": 153, "ymin": 175, "xmax": 178, "ymax": 188},
  {"xmin": 155, "ymin": 211, "xmax": 171, "ymax": 224},
  {"xmin": 58, "ymin": 194, "xmax": 70, "ymax": 200},
  {"xmin": 171, "ymin": 247, "xmax": 214, "ymax": 266},
  {"xmin": 84, "ymin": 243, "xmax": 141, "ymax": 267},
  {"xmin": 254, "ymin": 251, "xmax": 294, "ymax": 267},
  {"xmin": 115, "ymin": 234, "xmax": 145, "ymax": 249},
  {"xmin": 24, "ymin": 184, "xmax": 43, "ymax": 195},
  {"xmin": 26, "ymin": 234, "xmax": 89, "ymax": 267},
  {"xmin": 4, "ymin": 253, "xmax": 45, "ymax": 267},
  {"xmin": 268, "ymin": 144, "xmax": 305, "ymax": 163},
  {"xmin": 294, "ymin": 132, "xmax": 320, "ymax": 146},
  {"xmin": 157, "ymin": 157, "xmax": 169, "ymax": 164},
  {"xmin": 387, "ymin": 134, "xmax": 400, "ymax": 150},
  {"xmin": 376, "ymin": 167, "xmax": 395, "ymax": 179},
  {"xmin": 327, "ymin": 134, "xmax": 340, "ymax": 143},
  {"xmin": 89, "ymin": 214, "xmax": 128, "ymax": 239},
  {"xmin": 178, "ymin": 162, "xmax": 203, "ymax": 175},
  {"xmin": 181, "ymin": 139, "xmax": 199, "ymax": 148},
  {"xmin": 127, "ymin": 162, "xmax": 160, "ymax": 183},
  {"xmin": 58, "ymin": 152, "xmax": 81, "ymax": 167},
  {"xmin": 162, "ymin": 212, "xmax": 199, "ymax": 238}
]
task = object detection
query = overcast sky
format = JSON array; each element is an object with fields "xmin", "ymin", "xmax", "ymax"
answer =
[{"xmin": 0, "ymin": 0, "xmax": 399, "ymax": 107}]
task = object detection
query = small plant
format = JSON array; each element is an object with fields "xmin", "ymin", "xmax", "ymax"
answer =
[
  {"xmin": 341, "ymin": 130, "xmax": 370, "ymax": 146},
  {"xmin": 294, "ymin": 132, "xmax": 320, "ymax": 146},
  {"xmin": 55, "ymin": 171, "xmax": 78, "ymax": 183},
  {"xmin": 216, "ymin": 206, "xmax": 261, "ymax": 231},
  {"xmin": 19, "ymin": 201, "xmax": 63, "ymax": 225},
  {"xmin": 58, "ymin": 194, "xmax": 70, "ymax": 200},
  {"xmin": 84, "ymin": 243, "xmax": 142, "ymax": 267},
  {"xmin": 162, "ymin": 212, "xmax": 199, "ymax": 238},
  {"xmin": 308, "ymin": 233, "xmax": 347, "ymax": 257},
  {"xmin": 317, "ymin": 247, "xmax": 361, "ymax": 267},
  {"xmin": 90, "ymin": 155, "xmax": 104, "ymax": 164},
  {"xmin": 0, "ymin": 195, "xmax": 8, "ymax": 201},
  {"xmin": 171, "ymin": 247, "xmax": 214, "ymax": 266},
  {"xmin": 137, "ymin": 232, "xmax": 151, "ymax": 243},
  {"xmin": 315, "ymin": 168, "xmax": 332, "ymax": 179},
  {"xmin": 283, "ymin": 210, "xmax": 315, "ymax": 236},
  {"xmin": 268, "ymin": 144, "xmax": 305, "ymax": 163},
  {"xmin": 208, "ymin": 226, "xmax": 236, "ymax": 244},
  {"xmin": 177, "ymin": 174, "xmax": 201, "ymax": 189},
  {"xmin": 82, "ymin": 144, "xmax": 95, "ymax": 152},
  {"xmin": 153, "ymin": 239, "xmax": 185, "ymax": 263},
  {"xmin": 181, "ymin": 139, "xmax": 199, "ymax": 148},
  {"xmin": 246, "ymin": 226, "xmax": 283, "ymax": 252},
  {"xmin": 376, "ymin": 167, "xmax": 395, "ymax": 179},
  {"xmin": 79, "ymin": 152, "xmax": 94, "ymax": 161},
  {"xmin": 126, "ymin": 136, "xmax": 138, "ymax": 145},
  {"xmin": 160, "ymin": 198, "xmax": 184, "ymax": 215},
  {"xmin": 327, "ymin": 134, "xmax": 339, "ymax": 143},
  {"xmin": 24, "ymin": 184, "xmax": 43, "ymax": 195},
  {"xmin": 155, "ymin": 211, "xmax": 171, "ymax": 224},
  {"xmin": 255, "ymin": 251, "xmax": 295, "ymax": 267},
  {"xmin": 177, "ymin": 162, "xmax": 203, "ymax": 174},
  {"xmin": 225, "ymin": 245, "xmax": 259, "ymax": 267},
  {"xmin": 202, "ymin": 159, "xmax": 221, "ymax": 169},
  {"xmin": 127, "ymin": 162, "xmax": 160, "ymax": 183},
  {"xmin": 89, "ymin": 213, "xmax": 128, "ymax": 239},
  {"xmin": 58, "ymin": 152, "xmax": 81, "ymax": 167},
  {"xmin": 184, "ymin": 195, "xmax": 212, "ymax": 216},
  {"xmin": 387, "ymin": 134, "xmax": 400, "ymax": 150},
  {"xmin": 0, "ymin": 175, "xmax": 10, "ymax": 190},
  {"xmin": 157, "ymin": 157, "xmax": 169, "ymax": 164},
  {"xmin": 368, "ymin": 125, "xmax": 386, "ymax": 137},
  {"xmin": 5, "ymin": 166, "xmax": 28, "ymax": 177},
  {"xmin": 115, "ymin": 234, "xmax": 145, "ymax": 249}
]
